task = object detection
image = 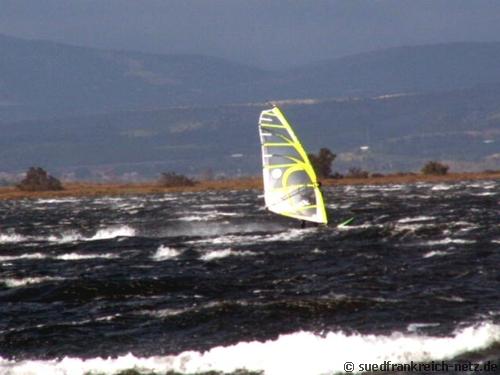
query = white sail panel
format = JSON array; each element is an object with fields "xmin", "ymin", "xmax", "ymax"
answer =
[{"xmin": 258, "ymin": 106, "xmax": 328, "ymax": 224}]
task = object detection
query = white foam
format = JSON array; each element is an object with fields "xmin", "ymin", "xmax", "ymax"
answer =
[
  {"xmin": 178, "ymin": 215, "xmax": 212, "ymax": 221},
  {"xmin": 189, "ymin": 228, "xmax": 311, "ymax": 246},
  {"xmin": 152, "ymin": 246, "xmax": 180, "ymax": 261},
  {"xmin": 1, "ymin": 226, "xmax": 135, "ymax": 245},
  {"xmin": 138, "ymin": 301, "xmax": 223, "ymax": 318},
  {"xmin": 337, "ymin": 223, "xmax": 383, "ymax": 231},
  {"xmin": 0, "ymin": 276, "xmax": 63, "ymax": 288},
  {"xmin": 47, "ymin": 231, "xmax": 83, "ymax": 243},
  {"xmin": 35, "ymin": 198, "xmax": 80, "ymax": 204},
  {"xmin": 379, "ymin": 185, "xmax": 405, "ymax": 191},
  {"xmin": 0, "ymin": 252, "xmax": 116, "ymax": 262},
  {"xmin": 423, "ymin": 250, "xmax": 449, "ymax": 258},
  {"xmin": 2, "ymin": 322, "xmax": 499, "ymax": 375},
  {"xmin": 55, "ymin": 253, "xmax": 118, "ymax": 260},
  {"xmin": 424, "ymin": 238, "xmax": 476, "ymax": 246},
  {"xmin": 431, "ymin": 184, "xmax": 452, "ymax": 191},
  {"xmin": 0, "ymin": 253, "xmax": 45, "ymax": 262},
  {"xmin": 178, "ymin": 211, "xmax": 240, "ymax": 221},
  {"xmin": 90, "ymin": 226, "xmax": 135, "ymax": 240},
  {"xmin": 263, "ymin": 228, "xmax": 313, "ymax": 242},
  {"xmin": 407, "ymin": 322, "xmax": 440, "ymax": 332},
  {"xmin": 398, "ymin": 216, "xmax": 435, "ymax": 223},
  {"xmin": 200, "ymin": 248, "xmax": 255, "ymax": 261},
  {"xmin": 0, "ymin": 233, "xmax": 27, "ymax": 243}
]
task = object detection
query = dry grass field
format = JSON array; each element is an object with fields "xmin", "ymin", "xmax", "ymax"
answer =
[{"xmin": 0, "ymin": 172, "xmax": 498, "ymax": 201}]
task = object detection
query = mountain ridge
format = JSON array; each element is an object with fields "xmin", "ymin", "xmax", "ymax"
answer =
[
  {"xmin": 1, "ymin": 84, "xmax": 498, "ymax": 177},
  {"xmin": 1, "ymin": 34, "xmax": 500, "ymax": 176}
]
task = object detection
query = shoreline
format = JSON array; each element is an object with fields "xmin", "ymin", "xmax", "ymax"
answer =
[{"xmin": 0, "ymin": 172, "xmax": 498, "ymax": 201}]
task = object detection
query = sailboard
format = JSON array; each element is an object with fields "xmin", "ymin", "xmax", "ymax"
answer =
[{"xmin": 258, "ymin": 106, "xmax": 328, "ymax": 224}]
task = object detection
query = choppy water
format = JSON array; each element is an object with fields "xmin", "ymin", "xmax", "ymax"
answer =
[{"xmin": 0, "ymin": 180, "xmax": 499, "ymax": 375}]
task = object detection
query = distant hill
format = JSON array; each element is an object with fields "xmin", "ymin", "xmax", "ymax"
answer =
[
  {"xmin": 3, "ymin": 35, "xmax": 500, "ymax": 121},
  {"xmin": 1, "ymin": 35, "xmax": 500, "ymax": 176},
  {"xmin": 274, "ymin": 43, "xmax": 500, "ymax": 99},
  {"xmin": 1, "ymin": 85, "xmax": 498, "ymax": 177},
  {"xmin": 0, "ymin": 34, "xmax": 270, "ymax": 121}
]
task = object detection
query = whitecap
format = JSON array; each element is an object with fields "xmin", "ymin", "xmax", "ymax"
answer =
[
  {"xmin": 398, "ymin": 216, "xmax": 435, "ymax": 223},
  {"xmin": 337, "ymin": 223, "xmax": 383, "ymax": 231},
  {"xmin": 395, "ymin": 224, "xmax": 425, "ymax": 233},
  {"xmin": 47, "ymin": 231, "xmax": 83, "ymax": 243},
  {"xmin": 89, "ymin": 226, "xmax": 135, "ymax": 240},
  {"xmin": 2, "ymin": 322, "xmax": 499, "ymax": 375},
  {"xmin": 424, "ymin": 238, "xmax": 476, "ymax": 246},
  {"xmin": 379, "ymin": 185, "xmax": 405, "ymax": 191},
  {"xmin": 1, "ymin": 226, "xmax": 135, "ymax": 245},
  {"xmin": 137, "ymin": 301, "xmax": 226, "ymax": 318},
  {"xmin": 407, "ymin": 322, "xmax": 441, "ymax": 332},
  {"xmin": 151, "ymin": 245, "xmax": 180, "ymax": 261},
  {"xmin": 0, "ymin": 233, "xmax": 27, "ymax": 244},
  {"xmin": 431, "ymin": 184, "xmax": 453, "ymax": 191},
  {"xmin": 47, "ymin": 226, "xmax": 135, "ymax": 243},
  {"xmin": 35, "ymin": 198, "xmax": 80, "ymax": 204},
  {"xmin": 55, "ymin": 253, "xmax": 118, "ymax": 260},
  {"xmin": 190, "ymin": 228, "xmax": 311, "ymax": 246},
  {"xmin": 177, "ymin": 211, "xmax": 239, "ymax": 221},
  {"xmin": 0, "ymin": 276, "xmax": 64, "ymax": 288},
  {"xmin": 0, "ymin": 253, "xmax": 46, "ymax": 262},
  {"xmin": 200, "ymin": 248, "xmax": 255, "ymax": 261},
  {"xmin": 423, "ymin": 250, "xmax": 449, "ymax": 258}
]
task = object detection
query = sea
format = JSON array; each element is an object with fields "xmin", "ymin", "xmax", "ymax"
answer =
[{"xmin": 0, "ymin": 180, "xmax": 499, "ymax": 375}]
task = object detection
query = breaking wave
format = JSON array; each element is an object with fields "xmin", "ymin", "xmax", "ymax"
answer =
[
  {"xmin": 1, "ymin": 323, "xmax": 499, "ymax": 375},
  {"xmin": 151, "ymin": 245, "xmax": 181, "ymax": 261},
  {"xmin": 0, "ymin": 226, "xmax": 135, "ymax": 244},
  {"xmin": 199, "ymin": 248, "xmax": 255, "ymax": 261},
  {"xmin": 0, "ymin": 276, "xmax": 64, "ymax": 288}
]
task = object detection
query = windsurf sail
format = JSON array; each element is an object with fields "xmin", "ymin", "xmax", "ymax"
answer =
[{"xmin": 258, "ymin": 106, "xmax": 328, "ymax": 224}]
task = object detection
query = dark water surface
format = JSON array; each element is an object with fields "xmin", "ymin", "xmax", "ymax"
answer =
[{"xmin": 0, "ymin": 180, "xmax": 499, "ymax": 374}]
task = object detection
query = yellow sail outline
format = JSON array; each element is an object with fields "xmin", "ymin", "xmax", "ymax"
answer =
[{"xmin": 259, "ymin": 106, "xmax": 328, "ymax": 224}]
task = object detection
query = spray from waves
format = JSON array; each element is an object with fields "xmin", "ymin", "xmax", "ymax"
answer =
[
  {"xmin": 47, "ymin": 231, "xmax": 83, "ymax": 243},
  {"xmin": 190, "ymin": 228, "xmax": 315, "ymax": 246},
  {"xmin": 177, "ymin": 211, "xmax": 241, "ymax": 222},
  {"xmin": 1, "ymin": 322, "xmax": 499, "ymax": 375},
  {"xmin": 89, "ymin": 226, "xmax": 135, "ymax": 240},
  {"xmin": 0, "ymin": 226, "xmax": 135, "ymax": 244},
  {"xmin": 156, "ymin": 222, "xmax": 288, "ymax": 240},
  {"xmin": 47, "ymin": 225, "xmax": 136, "ymax": 242},
  {"xmin": 151, "ymin": 245, "xmax": 181, "ymax": 261}
]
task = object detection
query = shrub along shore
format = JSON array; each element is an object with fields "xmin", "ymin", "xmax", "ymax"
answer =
[{"xmin": 0, "ymin": 171, "xmax": 498, "ymax": 201}]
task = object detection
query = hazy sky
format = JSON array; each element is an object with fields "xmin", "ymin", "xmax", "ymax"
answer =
[{"xmin": 1, "ymin": 0, "xmax": 500, "ymax": 68}]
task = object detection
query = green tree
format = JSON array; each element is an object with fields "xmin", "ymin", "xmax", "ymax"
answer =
[
  {"xmin": 17, "ymin": 167, "xmax": 63, "ymax": 191},
  {"xmin": 346, "ymin": 167, "xmax": 369, "ymax": 178},
  {"xmin": 158, "ymin": 171, "xmax": 196, "ymax": 187},
  {"xmin": 308, "ymin": 148, "xmax": 336, "ymax": 178},
  {"xmin": 421, "ymin": 161, "xmax": 449, "ymax": 175}
]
